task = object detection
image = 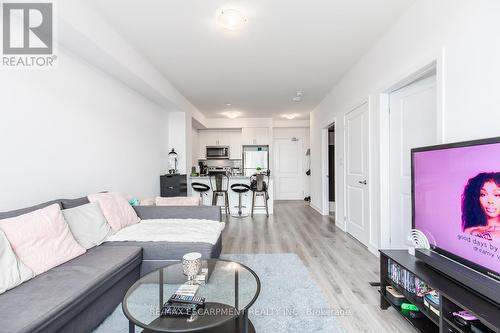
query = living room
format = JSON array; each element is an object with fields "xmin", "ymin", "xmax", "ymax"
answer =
[{"xmin": 1, "ymin": 1, "xmax": 499, "ymax": 333}]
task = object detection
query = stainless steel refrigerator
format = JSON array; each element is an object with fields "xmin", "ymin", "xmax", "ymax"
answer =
[{"xmin": 242, "ymin": 145, "xmax": 269, "ymax": 177}]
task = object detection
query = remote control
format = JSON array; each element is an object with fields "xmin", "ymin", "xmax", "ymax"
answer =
[
  {"xmin": 161, "ymin": 302, "xmax": 198, "ymax": 317},
  {"xmin": 169, "ymin": 294, "xmax": 206, "ymax": 306}
]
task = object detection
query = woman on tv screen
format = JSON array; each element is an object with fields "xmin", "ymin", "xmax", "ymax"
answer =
[{"xmin": 462, "ymin": 172, "xmax": 500, "ymax": 241}]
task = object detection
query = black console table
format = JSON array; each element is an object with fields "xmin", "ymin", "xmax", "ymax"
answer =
[
  {"xmin": 160, "ymin": 174, "xmax": 187, "ymax": 197},
  {"xmin": 379, "ymin": 250, "xmax": 500, "ymax": 333}
]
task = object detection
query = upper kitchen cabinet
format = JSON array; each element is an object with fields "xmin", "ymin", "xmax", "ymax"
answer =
[
  {"xmin": 228, "ymin": 130, "xmax": 242, "ymax": 159},
  {"xmin": 242, "ymin": 127, "xmax": 270, "ymax": 145},
  {"xmin": 199, "ymin": 130, "xmax": 218, "ymax": 146},
  {"xmin": 197, "ymin": 129, "xmax": 242, "ymax": 159}
]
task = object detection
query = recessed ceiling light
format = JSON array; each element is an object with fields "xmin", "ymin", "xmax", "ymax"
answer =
[
  {"xmin": 225, "ymin": 103, "xmax": 232, "ymax": 106},
  {"xmin": 282, "ymin": 114, "xmax": 298, "ymax": 120},
  {"xmin": 218, "ymin": 9, "xmax": 247, "ymax": 31},
  {"xmin": 221, "ymin": 111, "xmax": 241, "ymax": 119}
]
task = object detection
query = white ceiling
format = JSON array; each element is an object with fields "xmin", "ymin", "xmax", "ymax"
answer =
[{"xmin": 92, "ymin": 0, "xmax": 414, "ymax": 119}]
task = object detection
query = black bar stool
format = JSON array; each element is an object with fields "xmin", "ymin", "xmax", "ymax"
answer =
[
  {"xmin": 191, "ymin": 182, "xmax": 210, "ymax": 205},
  {"xmin": 230, "ymin": 183, "xmax": 251, "ymax": 218},
  {"xmin": 250, "ymin": 174, "xmax": 269, "ymax": 217},
  {"xmin": 209, "ymin": 174, "xmax": 230, "ymax": 216}
]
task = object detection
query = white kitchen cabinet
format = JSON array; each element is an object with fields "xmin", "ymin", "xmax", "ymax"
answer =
[
  {"xmin": 197, "ymin": 129, "xmax": 242, "ymax": 159},
  {"xmin": 228, "ymin": 130, "xmax": 242, "ymax": 159},
  {"xmin": 199, "ymin": 130, "xmax": 232, "ymax": 146},
  {"xmin": 199, "ymin": 130, "xmax": 218, "ymax": 146},
  {"xmin": 242, "ymin": 127, "xmax": 270, "ymax": 145}
]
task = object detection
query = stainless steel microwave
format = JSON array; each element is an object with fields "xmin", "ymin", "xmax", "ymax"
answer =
[{"xmin": 206, "ymin": 146, "xmax": 230, "ymax": 159}]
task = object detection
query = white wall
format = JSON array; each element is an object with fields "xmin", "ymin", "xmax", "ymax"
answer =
[
  {"xmin": 0, "ymin": 0, "xmax": 209, "ymax": 211},
  {"xmin": 59, "ymin": 0, "xmax": 199, "ymax": 115},
  {"xmin": 198, "ymin": 117, "xmax": 310, "ymax": 129},
  {"xmin": 202, "ymin": 118, "xmax": 273, "ymax": 129},
  {"xmin": 310, "ymin": 0, "xmax": 500, "ymax": 252},
  {"xmin": 191, "ymin": 127, "xmax": 200, "ymax": 168},
  {"xmin": 167, "ymin": 112, "xmax": 189, "ymax": 174},
  {"xmin": 0, "ymin": 49, "xmax": 170, "ymax": 211}
]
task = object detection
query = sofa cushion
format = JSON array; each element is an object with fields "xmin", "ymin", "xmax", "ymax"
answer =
[
  {"xmin": 0, "ymin": 230, "xmax": 34, "ymax": 294},
  {"xmin": 105, "ymin": 219, "xmax": 224, "ymax": 245},
  {"xmin": 0, "ymin": 204, "xmax": 86, "ymax": 275},
  {"xmin": 0, "ymin": 197, "xmax": 91, "ymax": 220},
  {"xmin": 105, "ymin": 239, "xmax": 218, "ymax": 261},
  {"xmin": 88, "ymin": 192, "xmax": 140, "ymax": 232},
  {"xmin": 133, "ymin": 205, "xmax": 221, "ymax": 221},
  {"xmin": 60, "ymin": 196, "xmax": 90, "ymax": 209},
  {"xmin": 0, "ymin": 200, "xmax": 62, "ymax": 220},
  {"xmin": 62, "ymin": 202, "xmax": 112, "ymax": 249},
  {"xmin": 0, "ymin": 245, "xmax": 142, "ymax": 333},
  {"xmin": 104, "ymin": 235, "xmax": 222, "ymax": 276}
]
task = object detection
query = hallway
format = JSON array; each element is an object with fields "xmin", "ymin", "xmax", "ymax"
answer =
[{"xmin": 222, "ymin": 201, "xmax": 415, "ymax": 332}]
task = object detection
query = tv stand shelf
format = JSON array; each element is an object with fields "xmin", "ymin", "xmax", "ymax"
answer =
[{"xmin": 379, "ymin": 250, "xmax": 500, "ymax": 333}]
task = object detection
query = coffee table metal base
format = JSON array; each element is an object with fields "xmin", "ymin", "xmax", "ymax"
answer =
[
  {"xmin": 139, "ymin": 317, "xmax": 255, "ymax": 333},
  {"xmin": 130, "ymin": 302, "xmax": 255, "ymax": 333}
]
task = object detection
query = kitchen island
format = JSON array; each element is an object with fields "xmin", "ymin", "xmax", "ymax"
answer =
[{"xmin": 188, "ymin": 176, "xmax": 273, "ymax": 215}]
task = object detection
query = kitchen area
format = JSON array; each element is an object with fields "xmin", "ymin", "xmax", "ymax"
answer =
[{"xmin": 190, "ymin": 127, "xmax": 274, "ymax": 216}]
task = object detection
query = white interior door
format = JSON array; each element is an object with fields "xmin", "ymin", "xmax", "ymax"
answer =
[
  {"xmin": 345, "ymin": 102, "xmax": 370, "ymax": 245},
  {"xmin": 274, "ymin": 138, "xmax": 303, "ymax": 200},
  {"xmin": 389, "ymin": 75, "xmax": 437, "ymax": 248}
]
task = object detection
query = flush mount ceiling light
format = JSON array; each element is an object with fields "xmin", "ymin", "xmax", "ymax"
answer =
[
  {"xmin": 282, "ymin": 114, "xmax": 298, "ymax": 120},
  {"xmin": 221, "ymin": 111, "xmax": 241, "ymax": 119},
  {"xmin": 218, "ymin": 9, "xmax": 247, "ymax": 30}
]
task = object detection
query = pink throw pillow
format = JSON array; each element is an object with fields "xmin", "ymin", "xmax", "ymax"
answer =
[
  {"xmin": 0, "ymin": 204, "xmax": 86, "ymax": 275},
  {"xmin": 140, "ymin": 197, "xmax": 156, "ymax": 206},
  {"xmin": 155, "ymin": 196, "xmax": 201, "ymax": 206},
  {"xmin": 88, "ymin": 192, "xmax": 140, "ymax": 232}
]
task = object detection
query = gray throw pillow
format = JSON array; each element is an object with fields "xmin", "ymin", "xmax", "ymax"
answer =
[
  {"xmin": 0, "ymin": 230, "xmax": 34, "ymax": 294},
  {"xmin": 62, "ymin": 202, "xmax": 112, "ymax": 249}
]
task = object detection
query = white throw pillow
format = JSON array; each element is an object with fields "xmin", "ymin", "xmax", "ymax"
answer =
[
  {"xmin": 0, "ymin": 230, "xmax": 34, "ymax": 294},
  {"xmin": 62, "ymin": 202, "xmax": 113, "ymax": 249}
]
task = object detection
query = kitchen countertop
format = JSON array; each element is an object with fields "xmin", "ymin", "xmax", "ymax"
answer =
[
  {"xmin": 187, "ymin": 175, "xmax": 273, "ymax": 215},
  {"xmin": 189, "ymin": 175, "xmax": 249, "ymax": 179},
  {"xmin": 189, "ymin": 175, "xmax": 272, "ymax": 180}
]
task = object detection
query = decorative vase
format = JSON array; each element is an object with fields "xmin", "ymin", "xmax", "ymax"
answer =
[{"xmin": 182, "ymin": 252, "xmax": 202, "ymax": 283}]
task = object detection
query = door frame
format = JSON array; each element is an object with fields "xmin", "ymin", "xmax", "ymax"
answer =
[
  {"xmin": 321, "ymin": 118, "xmax": 338, "ymax": 225},
  {"xmin": 379, "ymin": 54, "xmax": 446, "ymax": 248},
  {"xmin": 343, "ymin": 98, "xmax": 371, "ymax": 244}
]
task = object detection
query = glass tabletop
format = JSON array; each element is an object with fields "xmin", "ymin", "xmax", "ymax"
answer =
[{"xmin": 122, "ymin": 259, "xmax": 260, "ymax": 332}]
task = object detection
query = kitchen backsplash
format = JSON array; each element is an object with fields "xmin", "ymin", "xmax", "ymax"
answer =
[{"xmin": 201, "ymin": 159, "xmax": 242, "ymax": 168}]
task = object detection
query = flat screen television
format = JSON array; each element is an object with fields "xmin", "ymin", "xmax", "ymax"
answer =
[{"xmin": 412, "ymin": 136, "xmax": 500, "ymax": 303}]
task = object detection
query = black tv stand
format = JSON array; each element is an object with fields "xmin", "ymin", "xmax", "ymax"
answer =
[{"xmin": 379, "ymin": 250, "xmax": 500, "ymax": 333}]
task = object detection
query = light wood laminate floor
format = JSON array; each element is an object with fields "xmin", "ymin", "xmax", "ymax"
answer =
[{"xmin": 221, "ymin": 200, "xmax": 415, "ymax": 333}]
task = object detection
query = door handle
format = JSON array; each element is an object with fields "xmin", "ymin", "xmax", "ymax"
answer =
[{"xmin": 358, "ymin": 180, "xmax": 367, "ymax": 185}]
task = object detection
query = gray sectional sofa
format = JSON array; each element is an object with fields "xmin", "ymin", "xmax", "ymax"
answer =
[{"xmin": 0, "ymin": 197, "xmax": 222, "ymax": 333}]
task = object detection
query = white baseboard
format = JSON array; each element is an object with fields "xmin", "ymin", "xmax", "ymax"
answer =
[
  {"xmin": 336, "ymin": 222, "xmax": 346, "ymax": 232},
  {"xmin": 368, "ymin": 245, "xmax": 380, "ymax": 258},
  {"xmin": 309, "ymin": 203, "xmax": 323, "ymax": 215}
]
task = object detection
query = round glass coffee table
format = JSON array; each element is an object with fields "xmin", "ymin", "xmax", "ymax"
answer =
[{"xmin": 123, "ymin": 259, "xmax": 260, "ymax": 333}]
